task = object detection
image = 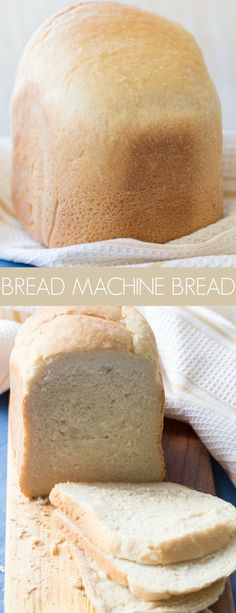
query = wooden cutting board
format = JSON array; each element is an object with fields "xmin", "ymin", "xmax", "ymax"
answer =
[{"xmin": 4, "ymin": 418, "xmax": 235, "ymax": 613}]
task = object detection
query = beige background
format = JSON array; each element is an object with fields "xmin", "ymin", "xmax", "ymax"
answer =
[
  {"xmin": 0, "ymin": 268, "xmax": 236, "ymax": 308},
  {"xmin": 0, "ymin": 0, "xmax": 235, "ymax": 134}
]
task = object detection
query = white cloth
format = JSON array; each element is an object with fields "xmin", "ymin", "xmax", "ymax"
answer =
[
  {"xmin": 0, "ymin": 307, "xmax": 36, "ymax": 393},
  {"xmin": 141, "ymin": 306, "xmax": 236, "ymax": 485},
  {"xmin": 0, "ymin": 134, "xmax": 236, "ymax": 267},
  {"xmin": 1, "ymin": 306, "xmax": 236, "ymax": 484}
]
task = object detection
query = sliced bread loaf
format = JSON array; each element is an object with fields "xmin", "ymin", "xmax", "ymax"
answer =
[
  {"xmin": 53, "ymin": 509, "xmax": 236, "ymax": 601},
  {"xmin": 9, "ymin": 306, "xmax": 164, "ymax": 497},
  {"xmin": 49, "ymin": 482, "xmax": 236, "ymax": 564},
  {"xmin": 69, "ymin": 545, "xmax": 225, "ymax": 613}
]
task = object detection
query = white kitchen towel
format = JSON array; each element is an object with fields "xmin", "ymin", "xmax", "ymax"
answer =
[
  {"xmin": 1, "ymin": 306, "xmax": 236, "ymax": 484},
  {"xmin": 0, "ymin": 307, "xmax": 36, "ymax": 393},
  {"xmin": 0, "ymin": 134, "xmax": 236, "ymax": 267},
  {"xmin": 141, "ymin": 306, "xmax": 236, "ymax": 485}
]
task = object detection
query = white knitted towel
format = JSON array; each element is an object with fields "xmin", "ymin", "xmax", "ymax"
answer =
[
  {"xmin": 1, "ymin": 306, "xmax": 235, "ymax": 484},
  {"xmin": 141, "ymin": 306, "xmax": 236, "ymax": 485},
  {"xmin": 0, "ymin": 134, "xmax": 236, "ymax": 267}
]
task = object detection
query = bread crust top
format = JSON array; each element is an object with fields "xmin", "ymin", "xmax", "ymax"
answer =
[
  {"xmin": 10, "ymin": 306, "xmax": 159, "ymax": 382},
  {"xmin": 12, "ymin": 2, "xmax": 219, "ymax": 131}
]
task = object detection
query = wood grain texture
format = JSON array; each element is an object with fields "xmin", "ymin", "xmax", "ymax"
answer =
[
  {"xmin": 0, "ymin": 0, "xmax": 235, "ymax": 134},
  {"xmin": 4, "ymin": 438, "xmax": 92, "ymax": 613},
  {"xmin": 5, "ymin": 418, "xmax": 235, "ymax": 613}
]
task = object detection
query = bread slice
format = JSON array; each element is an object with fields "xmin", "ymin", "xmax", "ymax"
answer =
[
  {"xmin": 68, "ymin": 544, "xmax": 225, "ymax": 613},
  {"xmin": 49, "ymin": 482, "xmax": 236, "ymax": 564},
  {"xmin": 52, "ymin": 510, "xmax": 236, "ymax": 601},
  {"xmin": 9, "ymin": 306, "xmax": 165, "ymax": 498}
]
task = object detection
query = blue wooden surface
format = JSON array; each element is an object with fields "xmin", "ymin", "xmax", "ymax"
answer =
[
  {"xmin": 0, "ymin": 393, "xmax": 8, "ymax": 613},
  {"xmin": 0, "ymin": 259, "xmax": 33, "ymax": 267},
  {"xmin": 0, "ymin": 392, "xmax": 235, "ymax": 612}
]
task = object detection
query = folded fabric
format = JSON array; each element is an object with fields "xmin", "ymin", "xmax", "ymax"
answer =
[
  {"xmin": 0, "ymin": 307, "xmax": 36, "ymax": 393},
  {"xmin": 0, "ymin": 134, "xmax": 236, "ymax": 267},
  {"xmin": 140, "ymin": 306, "xmax": 236, "ymax": 485},
  {"xmin": 0, "ymin": 307, "xmax": 235, "ymax": 485}
]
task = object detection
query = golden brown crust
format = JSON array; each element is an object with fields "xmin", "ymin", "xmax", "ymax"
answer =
[{"xmin": 11, "ymin": 2, "xmax": 223, "ymax": 247}]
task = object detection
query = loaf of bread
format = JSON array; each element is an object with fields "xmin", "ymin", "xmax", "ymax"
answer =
[
  {"xmin": 50, "ymin": 482, "xmax": 236, "ymax": 565},
  {"xmin": 11, "ymin": 2, "xmax": 223, "ymax": 247},
  {"xmin": 9, "ymin": 306, "xmax": 165, "ymax": 497},
  {"xmin": 69, "ymin": 546, "xmax": 226, "ymax": 613},
  {"xmin": 53, "ymin": 510, "xmax": 236, "ymax": 600}
]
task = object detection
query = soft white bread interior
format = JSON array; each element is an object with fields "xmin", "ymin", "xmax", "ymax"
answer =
[
  {"xmin": 49, "ymin": 481, "xmax": 236, "ymax": 565},
  {"xmin": 52, "ymin": 509, "xmax": 236, "ymax": 601},
  {"xmin": 9, "ymin": 306, "xmax": 164, "ymax": 498},
  {"xmin": 11, "ymin": 2, "xmax": 222, "ymax": 247},
  {"xmin": 68, "ymin": 545, "xmax": 226, "ymax": 613}
]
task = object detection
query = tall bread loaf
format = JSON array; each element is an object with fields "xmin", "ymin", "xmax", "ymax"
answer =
[
  {"xmin": 11, "ymin": 2, "xmax": 223, "ymax": 247},
  {"xmin": 9, "ymin": 306, "xmax": 165, "ymax": 497}
]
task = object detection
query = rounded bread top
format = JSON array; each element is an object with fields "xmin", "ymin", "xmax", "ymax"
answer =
[
  {"xmin": 10, "ymin": 306, "xmax": 159, "ymax": 381},
  {"xmin": 12, "ymin": 2, "xmax": 219, "ymax": 131}
]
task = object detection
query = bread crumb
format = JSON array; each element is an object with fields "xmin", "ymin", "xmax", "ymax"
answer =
[
  {"xmin": 32, "ymin": 539, "xmax": 43, "ymax": 547},
  {"xmin": 68, "ymin": 575, "xmax": 84, "ymax": 591},
  {"xmin": 51, "ymin": 543, "xmax": 60, "ymax": 556},
  {"xmin": 34, "ymin": 496, "xmax": 49, "ymax": 505},
  {"xmin": 27, "ymin": 586, "xmax": 37, "ymax": 595},
  {"xmin": 50, "ymin": 536, "xmax": 66, "ymax": 556},
  {"xmin": 18, "ymin": 529, "xmax": 28, "ymax": 539}
]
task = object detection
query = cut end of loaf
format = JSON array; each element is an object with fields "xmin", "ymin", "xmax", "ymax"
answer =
[{"xmin": 10, "ymin": 307, "xmax": 165, "ymax": 498}]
